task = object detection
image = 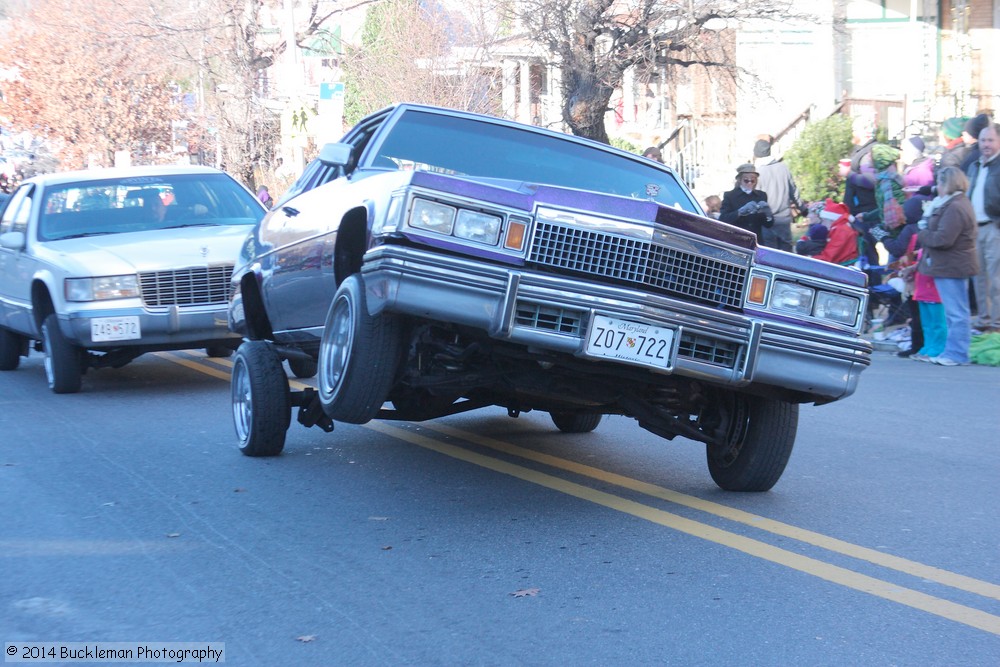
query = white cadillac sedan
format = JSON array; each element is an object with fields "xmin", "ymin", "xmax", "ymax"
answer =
[{"xmin": 0, "ymin": 165, "xmax": 267, "ymax": 393}]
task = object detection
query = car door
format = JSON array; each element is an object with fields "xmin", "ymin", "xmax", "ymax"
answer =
[{"xmin": 0, "ymin": 185, "xmax": 37, "ymax": 335}]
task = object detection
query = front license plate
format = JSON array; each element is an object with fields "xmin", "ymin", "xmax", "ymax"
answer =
[
  {"xmin": 585, "ymin": 315, "xmax": 673, "ymax": 369},
  {"xmin": 91, "ymin": 316, "xmax": 141, "ymax": 342}
]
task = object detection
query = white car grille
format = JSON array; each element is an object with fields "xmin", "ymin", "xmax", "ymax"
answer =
[{"xmin": 139, "ymin": 265, "xmax": 234, "ymax": 307}]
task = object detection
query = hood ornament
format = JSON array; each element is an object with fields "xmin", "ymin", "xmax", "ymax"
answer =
[{"xmin": 200, "ymin": 246, "xmax": 209, "ymax": 258}]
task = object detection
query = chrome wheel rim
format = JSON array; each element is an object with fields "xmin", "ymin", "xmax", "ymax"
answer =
[
  {"xmin": 320, "ymin": 295, "xmax": 353, "ymax": 401},
  {"xmin": 231, "ymin": 358, "xmax": 252, "ymax": 444}
]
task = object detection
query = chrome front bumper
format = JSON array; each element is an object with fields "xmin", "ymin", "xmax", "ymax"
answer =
[
  {"xmin": 61, "ymin": 302, "xmax": 237, "ymax": 349},
  {"xmin": 361, "ymin": 245, "xmax": 871, "ymax": 401}
]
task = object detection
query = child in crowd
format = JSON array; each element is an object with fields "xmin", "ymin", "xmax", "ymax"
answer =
[
  {"xmin": 703, "ymin": 195, "xmax": 721, "ymax": 219},
  {"xmin": 795, "ymin": 222, "xmax": 829, "ymax": 256},
  {"xmin": 910, "ymin": 245, "xmax": 946, "ymax": 362}
]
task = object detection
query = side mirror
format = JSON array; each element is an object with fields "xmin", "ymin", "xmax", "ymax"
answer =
[
  {"xmin": 0, "ymin": 231, "xmax": 25, "ymax": 250},
  {"xmin": 317, "ymin": 143, "xmax": 353, "ymax": 167}
]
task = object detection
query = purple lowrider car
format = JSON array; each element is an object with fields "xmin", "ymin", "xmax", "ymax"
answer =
[{"xmin": 228, "ymin": 104, "xmax": 872, "ymax": 491}]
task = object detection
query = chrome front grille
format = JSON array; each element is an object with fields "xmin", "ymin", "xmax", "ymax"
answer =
[
  {"xmin": 139, "ymin": 265, "xmax": 234, "ymax": 307},
  {"xmin": 514, "ymin": 301, "xmax": 584, "ymax": 335},
  {"xmin": 677, "ymin": 332, "xmax": 741, "ymax": 369},
  {"xmin": 529, "ymin": 221, "xmax": 749, "ymax": 308}
]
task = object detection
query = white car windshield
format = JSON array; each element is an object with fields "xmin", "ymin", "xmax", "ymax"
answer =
[{"xmin": 38, "ymin": 173, "xmax": 264, "ymax": 241}]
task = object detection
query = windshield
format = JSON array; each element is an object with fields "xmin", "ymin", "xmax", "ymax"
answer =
[
  {"xmin": 369, "ymin": 110, "xmax": 697, "ymax": 211},
  {"xmin": 38, "ymin": 173, "xmax": 264, "ymax": 241}
]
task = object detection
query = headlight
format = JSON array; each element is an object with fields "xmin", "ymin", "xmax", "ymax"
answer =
[
  {"xmin": 771, "ymin": 281, "xmax": 814, "ymax": 316},
  {"xmin": 65, "ymin": 275, "xmax": 140, "ymax": 301},
  {"xmin": 410, "ymin": 199, "xmax": 456, "ymax": 235},
  {"xmin": 454, "ymin": 210, "xmax": 501, "ymax": 245},
  {"xmin": 814, "ymin": 292, "xmax": 860, "ymax": 325}
]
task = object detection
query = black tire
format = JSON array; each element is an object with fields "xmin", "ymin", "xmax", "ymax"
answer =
[
  {"xmin": 287, "ymin": 356, "xmax": 318, "ymax": 379},
  {"xmin": 0, "ymin": 326, "xmax": 24, "ymax": 371},
  {"xmin": 41, "ymin": 314, "xmax": 83, "ymax": 394},
  {"xmin": 550, "ymin": 411, "xmax": 603, "ymax": 433},
  {"xmin": 205, "ymin": 345, "xmax": 234, "ymax": 358},
  {"xmin": 706, "ymin": 395, "xmax": 798, "ymax": 492},
  {"xmin": 231, "ymin": 341, "xmax": 290, "ymax": 457},
  {"xmin": 318, "ymin": 274, "xmax": 401, "ymax": 424}
]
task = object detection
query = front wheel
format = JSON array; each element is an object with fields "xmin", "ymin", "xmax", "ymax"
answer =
[
  {"xmin": 231, "ymin": 341, "xmax": 290, "ymax": 457},
  {"xmin": 41, "ymin": 314, "xmax": 83, "ymax": 394},
  {"xmin": 0, "ymin": 326, "xmax": 25, "ymax": 371},
  {"xmin": 318, "ymin": 275, "xmax": 401, "ymax": 424},
  {"xmin": 706, "ymin": 395, "xmax": 798, "ymax": 492}
]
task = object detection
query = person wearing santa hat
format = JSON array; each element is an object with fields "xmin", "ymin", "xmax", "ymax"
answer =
[{"xmin": 813, "ymin": 199, "xmax": 862, "ymax": 266}]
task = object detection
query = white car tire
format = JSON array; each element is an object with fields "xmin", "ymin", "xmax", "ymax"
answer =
[{"xmin": 41, "ymin": 314, "xmax": 83, "ymax": 394}]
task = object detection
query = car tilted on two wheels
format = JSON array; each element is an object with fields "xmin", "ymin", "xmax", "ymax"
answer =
[{"xmin": 228, "ymin": 104, "xmax": 873, "ymax": 492}]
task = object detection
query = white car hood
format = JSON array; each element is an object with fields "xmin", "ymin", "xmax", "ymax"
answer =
[{"xmin": 39, "ymin": 225, "xmax": 251, "ymax": 276}]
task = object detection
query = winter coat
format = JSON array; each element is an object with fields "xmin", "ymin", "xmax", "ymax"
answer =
[
  {"xmin": 916, "ymin": 193, "xmax": 979, "ymax": 278},
  {"xmin": 965, "ymin": 154, "xmax": 1000, "ymax": 224},
  {"xmin": 939, "ymin": 138, "xmax": 969, "ymax": 171},
  {"xmin": 814, "ymin": 218, "xmax": 860, "ymax": 265},
  {"xmin": 903, "ymin": 157, "xmax": 935, "ymax": 190},
  {"xmin": 719, "ymin": 187, "xmax": 772, "ymax": 241},
  {"xmin": 755, "ymin": 159, "xmax": 803, "ymax": 223}
]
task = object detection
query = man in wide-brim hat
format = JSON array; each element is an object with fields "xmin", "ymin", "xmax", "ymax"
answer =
[{"xmin": 718, "ymin": 163, "xmax": 774, "ymax": 242}]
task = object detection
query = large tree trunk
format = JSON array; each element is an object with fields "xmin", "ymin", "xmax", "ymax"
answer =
[{"xmin": 560, "ymin": 57, "xmax": 616, "ymax": 144}]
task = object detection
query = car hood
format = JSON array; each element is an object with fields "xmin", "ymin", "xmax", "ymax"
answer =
[{"xmin": 37, "ymin": 225, "xmax": 251, "ymax": 276}]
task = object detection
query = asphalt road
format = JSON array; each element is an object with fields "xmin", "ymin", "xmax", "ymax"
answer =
[{"xmin": 1, "ymin": 346, "xmax": 999, "ymax": 666}]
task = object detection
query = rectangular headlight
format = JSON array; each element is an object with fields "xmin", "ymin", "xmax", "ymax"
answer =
[
  {"xmin": 410, "ymin": 199, "xmax": 456, "ymax": 235},
  {"xmin": 814, "ymin": 291, "xmax": 860, "ymax": 325},
  {"xmin": 65, "ymin": 276, "xmax": 140, "ymax": 302},
  {"xmin": 771, "ymin": 281, "xmax": 814, "ymax": 316},
  {"xmin": 454, "ymin": 210, "xmax": 501, "ymax": 245}
]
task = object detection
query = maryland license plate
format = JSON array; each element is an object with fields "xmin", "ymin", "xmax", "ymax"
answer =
[
  {"xmin": 91, "ymin": 316, "xmax": 141, "ymax": 342},
  {"xmin": 585, "ymin": 315, "xmax": 673, "ymax": 369}
]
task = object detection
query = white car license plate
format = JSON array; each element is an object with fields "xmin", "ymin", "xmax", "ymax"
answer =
[
  {"xmin": 585, "ymin": 315, "xmax": 673, "ymax": 369},
  {"xmin": 91, "ymin": 316, "xmax": 141, "ymax": 342}
]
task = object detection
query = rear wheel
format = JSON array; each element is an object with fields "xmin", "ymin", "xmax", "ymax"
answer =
[
  {"xmin": 0, "ymin": 326, "xmax": 25, "ymax": 371},
  {"xmin": 706, "ymin": 394, "xmax": 798, "ymax": 492},
  {"xmin": 318, "ymin": 275, "xmax": 401, "ymax": 424},
  {"xmin": 231, "ymin": 341, "xmax": 290, "ymax": 457},
  {"xmin": 205, "ymin": 345, "xmax": 234, "ymax": 358},
  {"xmin": 287, "ymin": 357, "xmax": 318, "ymax": 379},
  {"xmin": 41, "ymin": 314, "xmax": 83, "ymax": 394},
  {"xmin": 550, "ymin": 411, "xmax": 603, "ymax": 433}
]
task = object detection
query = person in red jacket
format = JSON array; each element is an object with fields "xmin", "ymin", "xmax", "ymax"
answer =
[{"xmin": 814, "ymin": 199, "xmax": 861, "ymax": 265}]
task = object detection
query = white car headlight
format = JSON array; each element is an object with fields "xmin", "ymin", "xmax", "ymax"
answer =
[
  {"xmin": 814, "ymin": 291, "xmax": 860, "ymax": 325},
  {"xmin": 454, "ymin": 210, "xmax": 501, "ymax": 245},
  {"xmin": 771, "ymin": 281, "xmax": 814, "ymax": 316},
  {"xmin": 410, "ymin": 199, "xmax": 456, "ymax": 235},
  {"xmin": 65, "ymin": 275, "xmax": 140, "ymax": 302}
]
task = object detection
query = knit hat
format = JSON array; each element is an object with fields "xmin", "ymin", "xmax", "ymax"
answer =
[
  {"xmin": 871, "ymin": 143, "xmax": 900, "ymax": 171},
  {"xmin": 942, "ymin": 117, "xmax": 966, "ymax": 141},
  {"xmin": 736, "ymin": 163, "xmax": 758, "ymax": 176},
  {"xmin": 903, "ymin": 194, "xmax": 928, "ymax": 225},
  {"xmin": 753, "ymin": 138, "xmax": 772, "ymax": 158},
  {"xmin": 807, "ymin": 222, "xmax": 829, "ymax": 241},
  {"xmin": 820, "ymin": 199, "xmax": 850, "ymax": 223},
  {"xmin": 902, "ymin": 136, "xmax": 925, "ymax": 153},
  {"xmin": 964, "ymin": 113, "xmax": 991, "ymax": 140}
]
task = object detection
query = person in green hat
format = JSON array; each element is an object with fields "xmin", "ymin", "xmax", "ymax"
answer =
[{"xmin": 939, "ymin": 116, "xmax": 970, "ymax": 170}]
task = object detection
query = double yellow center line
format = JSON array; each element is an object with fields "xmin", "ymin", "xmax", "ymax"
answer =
[{"xmin": 164, "ymin": 351, "xmax": 1000, "ymax": 636}]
